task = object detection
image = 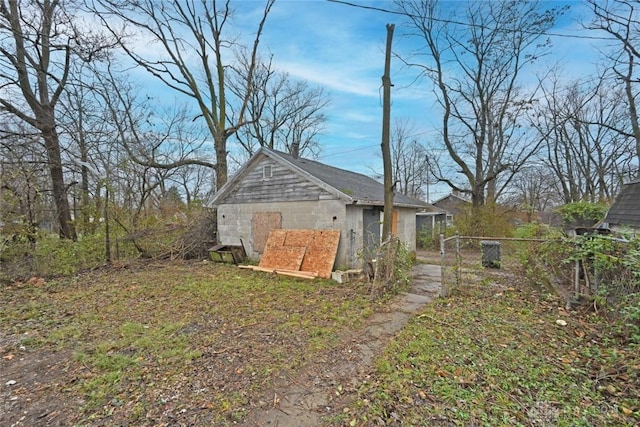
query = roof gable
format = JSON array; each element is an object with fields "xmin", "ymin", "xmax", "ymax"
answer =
[
  {"xmin": 209, "ymin": 147, "xmax": 428, "ymax": 208},
  {"xmin": 432, "ymin": 192, "xmax": 471, "ymax": 215},
  {"xmin": 605, "ymin": 180, "xmax": 640, "ymax": 228}
]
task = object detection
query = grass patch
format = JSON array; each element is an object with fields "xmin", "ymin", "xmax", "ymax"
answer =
[
  {"xmin": 348, "ymin": 285, "xmax": 640, "ymax": 426},
  {"xmin": 0, "ymin": 260, "xmax": 375, "ymax": 425}
]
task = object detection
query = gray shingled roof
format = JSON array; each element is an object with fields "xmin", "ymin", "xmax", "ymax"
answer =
[
  {"xmin": 270, "ymin": 149, "xmax": 428, "ymax": 208},
  {"xmin": 605, "ymin": 180, "xmax": 640, "ymax": 228}
]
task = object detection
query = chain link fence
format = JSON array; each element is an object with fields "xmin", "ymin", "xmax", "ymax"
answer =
[
  {"xmin": 437, "ymin": 234, "xmax": 554, "ymax": 298},
  {"xmin": 429, "ymin": 233, "xmax": 638, "ymax": 306}
]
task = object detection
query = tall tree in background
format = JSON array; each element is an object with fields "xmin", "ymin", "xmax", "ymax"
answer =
[
  {"xmin": 0, "ymin": 0, "xmax": 84, "ymax": 239},
  {"xmin": 506, "ymin": 165, "xmax": 559, "ymax": 220},
  {"xmin": 396, "ymin": 0, "xmax": 566, "ymax": 206},
  {"xmin": 92, "ymin": 0, "xmax": 275, "ymax": 190},
  {"xmin": 231, "ymin": 56, "xmax": 330, "ymax": 160},
  {"xmin": 530, "ymin": 71, "xmax": 635, "ymax": 203},
  {"xmin": 588, "ymin": 0, "xmax": 640, "ymax": 178},
  {"xmin": 374, "ymin": 119, "xmax": 430, "ymax": 199},
  {"xmin": 0, "ymin": 118, "xmax": 48, "ymax": 241},
  {"xmin": 390, "ymin": 120, "xmax": 430, "ymax": 199}
]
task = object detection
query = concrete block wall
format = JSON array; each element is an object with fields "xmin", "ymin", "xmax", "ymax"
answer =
[
  {"xmin": 396, "ymin": 207, "xmax": 418, "ymax": 252},
  {"xmin": 217, "ymin": 199, "xmax": 353, "ymax": 268}
]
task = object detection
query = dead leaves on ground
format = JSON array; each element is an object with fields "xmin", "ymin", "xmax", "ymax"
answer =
[{"xmin": 351, "ymin": 283, "xmax": 639, "ymax": 426}]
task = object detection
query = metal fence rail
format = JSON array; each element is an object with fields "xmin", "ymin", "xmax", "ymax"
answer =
[
  {"xmin": 439, "ymin": 233, "xmax": 550, "ymax": 297},
  {"xmin": 437, "ymin": 233, "xmax": 637, "ymax": 305}
]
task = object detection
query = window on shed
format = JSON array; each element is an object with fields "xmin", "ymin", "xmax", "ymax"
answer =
[{"xmin": 263, "ymin": 165, "xmax": 273, "ymax": 179}]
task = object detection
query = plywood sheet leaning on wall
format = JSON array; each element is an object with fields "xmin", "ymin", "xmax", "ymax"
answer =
[
  {"xmin": 250, "ymin": 229, "xmax": 340, "ymax": 279},
  {"xmin": 259, "ymin": 245, "xmax": 306, "ymax": 272},
  {"xmin": 298, "ymin": 230, "xmax": 341, "ymax": 279}
]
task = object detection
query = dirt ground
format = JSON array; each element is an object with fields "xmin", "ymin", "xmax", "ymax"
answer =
[{"xmin": 0, "ymin": 262, "xmax": 441, "ymax": 427}]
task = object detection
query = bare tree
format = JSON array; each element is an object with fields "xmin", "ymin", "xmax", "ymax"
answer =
[
  {"xmin": 530, "ymin": 71, "xmax": 635, "ymax": 203},
  {"xmin": 0, "ymin": 0, "xmax": 81, "ymax": 239},
  {"xmin": 373, "ymin": 120, "xmax": 430, "ymax": 199},
  {"xmin": 381, "ymin": 23, "xmax": 394, "ymax": 242},
  {"xmin": 503, "ymin": 165, "xmax": 560, "ymax": 220},
  {"xmin": 396, "ymin": 0, "xmax": 566, "ymax": 206},
  {"xmin": 0, "ymin": 119, "xmax": 48, "ymax": 241},
  {"xmin": 91, "ymin": 0, "xmax": 275, "ymax": 190},
  {"xmin": 391, "ymin": 120, "xmax": 430, "ymax": 199},
  {"xmin": 587, "ymin": 0, "xmax": 640, "ymax": 177},
  {"xmin": 83, "ymin": 60, "xmax": 221, "ymax": 255},
  {"xmin": 231, "ymin": 56, "xmax": 330, "ymax": 159},
  {"xmin": 57, "ymin": 62, "xmax": 116, "ymax": 234}
]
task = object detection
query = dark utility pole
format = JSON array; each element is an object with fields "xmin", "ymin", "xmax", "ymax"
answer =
[{"xmin": 381, "ymin": 23, "xmax": 395, "ymax": 242}]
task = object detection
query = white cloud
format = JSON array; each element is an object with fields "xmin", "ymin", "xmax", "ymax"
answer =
[{"xmin": 274, "ymin": 60, "xmax": 380, "ymax": 97}]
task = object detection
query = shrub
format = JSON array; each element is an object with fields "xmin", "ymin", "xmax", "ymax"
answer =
[
  {"xmin": 362, "ymin": 237, "xmax": 414, "ymax": 298},
  {"xmin": 555, "ymin": 201, "xmax": 608, "ymax": 228},
  {"xmin": 454, "ymin": 203, "xmax": 515, "ymax": 237},
  {"xmin": 515, "ymin": 225, "xmax": 568, "ymax": 290},
  {"xmin": 0, "ymin": 206, "xmax": 216, "ymax": 282}
]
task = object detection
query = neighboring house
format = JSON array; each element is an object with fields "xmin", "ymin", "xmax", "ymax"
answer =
[
  {"xmin": 416, "ymin": 206, "xmax": 450, "ymax": 242},
  {"xmin": 431, "ymin": 191, "xmax": 472, "ymax": 222},
  {"xmin": 603, "ymin": 179, "xmax": 640, "ymax": 233},
  {"xmin": 208, "ymin": 147, "xmax": 428, "ymax": 270}
]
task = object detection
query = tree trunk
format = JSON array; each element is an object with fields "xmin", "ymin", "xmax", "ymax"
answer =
[
  {"xmin": 625, "ymin": 58, "xmax": 640, "ymax": 178},
  {"xmin": 215, "ymin": 134, "xmax": 228, "ymax": 190},
  {"xmin": 381, "ymin": 24, "xmax": 395, "ymax": 242},
  {"xmin": 42, "ymin": 116, "xmax": 76, "ymax": 240}
]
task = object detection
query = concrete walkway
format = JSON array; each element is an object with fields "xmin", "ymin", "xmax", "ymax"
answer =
[{"xmin": 242, "ymin": 262, "xmax": 442, "ymax": 426}]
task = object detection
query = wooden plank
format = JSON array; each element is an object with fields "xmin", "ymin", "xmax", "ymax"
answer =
[
  {"xmin": 259, "ymin": 246, "xmax": 306, "ymax": 271},
  {"xmin": 238, "ymin": 265, "xmax": 317, "ymax": 279},
  {"xmin": 275, "ymin": 270, "xmax": 316, "ymax": 280}
]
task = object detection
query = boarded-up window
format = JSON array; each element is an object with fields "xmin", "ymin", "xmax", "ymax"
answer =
[{"xmin": 252, "ymin": 212, "xmax": 281, "ymax": 253}]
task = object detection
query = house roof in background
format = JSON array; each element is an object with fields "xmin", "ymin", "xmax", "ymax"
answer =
[
  {"xmin": 431, "ymin": 192, "xmax": 471, "ymax": 206},
  {"xmin": 209, "ymin": 147, "xmax": 429, "ymax": 209},
  {"xmin": 605, "ymin": 179, "xmax": 640, "ymax": 229}
]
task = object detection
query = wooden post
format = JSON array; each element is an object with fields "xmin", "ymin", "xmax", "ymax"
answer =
[
  {"xmin": 381, "ymin": 23, "xmax": 395, "ymax": 242},
  {"xmin": 574, "ymin": 259, "xmax": 580, "ymax": 297},
  {"xmin": 440, "ymin": 233, "xmax": 447, "ymax": 297},
  {"xmin": 455, "ymin": 232, "xmax": 461, "ymax": 287}
]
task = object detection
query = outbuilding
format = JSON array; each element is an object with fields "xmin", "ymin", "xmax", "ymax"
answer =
[
  {"xmin": 208, "ymin": 147, "xmax": 428, "ymax": 270},
  {"xmin": 603, "ymin": 179, "xmax": 640, "ymax": 235}
]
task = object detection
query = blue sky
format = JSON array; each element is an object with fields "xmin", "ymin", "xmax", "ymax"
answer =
[
  {"xmin": 228, "ymin": 0, "xmax": 604, "ymax": 201},
  {"xmin": 238, "ymin": 0, "xmax": 437, "ymax": 176},
  {"xmin": 128, "ymin": 1, "xmax": 608, "ymax": 202}
]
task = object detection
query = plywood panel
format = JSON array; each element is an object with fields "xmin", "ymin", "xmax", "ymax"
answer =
[
  {"xmin": 252, "ymin": 212, "xmax": 282, "ymax": 253},
  {"xmin": 283, "ymin": 229, "xmax": 312, "ymax": 247},
  {"xmin": 259, "ymin": 246, "xmax": 306, "ymax": 271},
  {"xmin": 307, "ymin": 230, "xmax": 341, "ymax": 249},
  {"xmin": 300, "ymin": 248, "xmax": 336, "ymax": 279},
  {"xmin": 251, "ymin": 229, "xmax": 341, "ymax": 280},
  {"xmin": 300, "ymin": 231, "xmax": 340, "ymax": 278},
  {"xmin": 264, "ymin": 229, "xmax": 288, "ymax": 250}
]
